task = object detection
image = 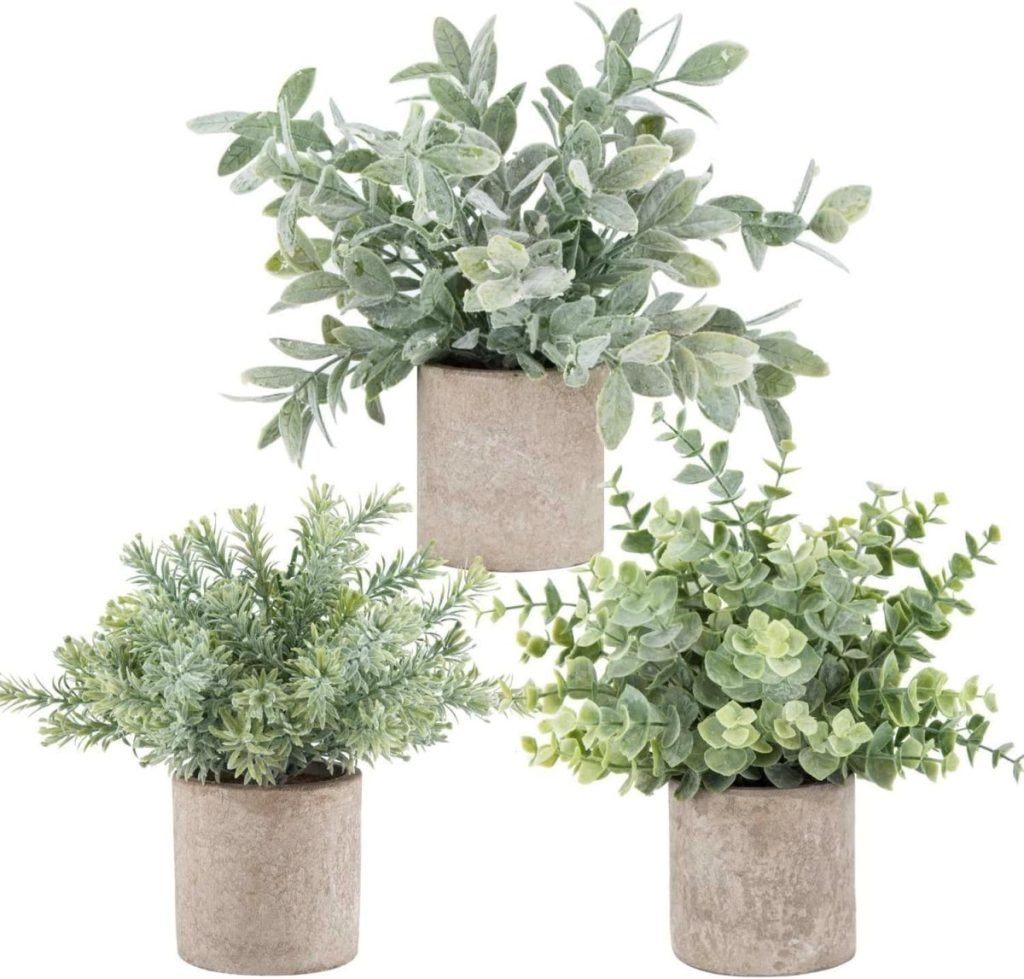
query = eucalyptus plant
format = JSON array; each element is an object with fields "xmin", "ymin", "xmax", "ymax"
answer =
[
  {"xmin": 496, "ymin": 406, "xmax": 1021, "ymax": 797},
  {"xmin": 0, "ymin": 484, "xmax": 519, "ymax": 785},
  {"xmin": 189, "ymin": 6, "xmax": 870, "ymax": 463}
]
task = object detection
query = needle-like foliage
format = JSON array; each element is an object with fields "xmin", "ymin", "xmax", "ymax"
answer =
[{"xmin": 0, "ymin": 484, "xmax": 513, "ymax": 784}]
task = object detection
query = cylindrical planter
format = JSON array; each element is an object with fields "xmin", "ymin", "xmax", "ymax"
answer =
[
  {"xmin": 417, "ymin": 364, "xmax": 604, "ymax": 572},
  {"xmin": 669, "ymin": 780, "xmax": 855, "ymax": 976},
  {"xmin": 173, "ymin": 771, "xmax": 361, "ymax": 975}
]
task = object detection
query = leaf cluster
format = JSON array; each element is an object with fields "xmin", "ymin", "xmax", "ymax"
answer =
[
  {"xmin": 0, "ymin": 485, "xmax": 519, "ymax": 784},
  {"xmin": 497, "ymin": 406, "xmax": 1020, "ymax": 797},
  {"xmin": 189, "ymin": 7, "xmax": 869, "ymax": 461}
]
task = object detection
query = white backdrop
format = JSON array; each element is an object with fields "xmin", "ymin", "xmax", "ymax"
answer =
[{"xmin": 0, "ymin": 1, "xmax": 1020, "ymax": 976}]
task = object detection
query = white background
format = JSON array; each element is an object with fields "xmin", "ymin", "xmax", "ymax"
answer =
[{"xmin": 0, "ymin": 1, "xmax": 1021, "ymax": 976}]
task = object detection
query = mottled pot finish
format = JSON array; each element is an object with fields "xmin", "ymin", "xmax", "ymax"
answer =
[
  {"xmin": 417, "ymin": 364, "xmax": 604, "ymax": 572},
  {"xmin": 173, "ymin": 771, "xmax": 361, "ymax": 975},
  {"xmin": 669, "ymin": 780, "xmax": 855, "ymax": 976}
]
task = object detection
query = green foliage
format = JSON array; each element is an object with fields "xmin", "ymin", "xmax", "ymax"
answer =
[
  {"xmin": 190, "ymin": 9, "xmax": 870, "ymax": 460},
  {"xmin": 498, "ymin": 406, "xmax": 1021, "ymax": 796},
  {"xmin": 0, "ymin": 485, "xmax": 520, "ymax": 784}
]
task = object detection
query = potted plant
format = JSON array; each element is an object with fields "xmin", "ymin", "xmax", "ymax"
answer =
[
  {"xmin": 0, "ymin": 483, "xmax": 519, "ymax": 976},
  {"xmin": 188, "ymin": 6, "xmax": 870, "ymax": 572},
  {"xmin": 497, "ymin": 406, "xmax": 1020, "ymax": 976}
]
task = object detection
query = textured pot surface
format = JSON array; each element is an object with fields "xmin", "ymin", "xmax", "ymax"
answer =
[
  {"xmin": 173, "ymin": 771, "xmax": 361, "ymax": 975},
  {"xmin": 417, "ymin": 364, "xmax": 603, "ymax": 572},
  {"xmin": 669, "ymin": 780, "xmax": 855, "ymax": 976}
]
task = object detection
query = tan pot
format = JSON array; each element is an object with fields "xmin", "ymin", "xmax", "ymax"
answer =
[
  {"xmin": 173, "ymin": 771, "xmax": 361, "ymax": 975},
  {"xmin": 417, "ymin": 364, "xmax": 604, "ymax": 572},
  {"xmin": 669, "ymin": 780, "xmax": 855, "ymax": 976}
]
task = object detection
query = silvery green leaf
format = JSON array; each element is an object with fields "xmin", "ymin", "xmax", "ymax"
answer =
[
  {"xmin": 567, "ymin": 158, "xmax": 592, "ymax": 196},
  {"xmin": 541, "ymin": 172, "xmax": 565, "ymax": 210},
  {"xmin": 819, "ymin": 185, "xmax": 871, "ymax": 223},
  {"xmin": 651, "ymin": 305, "xmax": 718, "ymax": 336},
  {"xmin": 481, "ymin": 97, "xmax": 517, "ymax": 153},
  {"xmin": 647, "ymin": 13, "xmax": 683, "ymax": 79},
  {"xmin": 516, "ymin": 352, "xmax": 547, "ymax": 378},
  {"xmin": 391, "ymin": 62, "xmax": 446, "ymax": 83},
  {"xmin": 706, "ymin": 194, "xmax": 764, "ymax": 222},
  {"xmin": 550, "ymin": 296, "xmax": 597, "ymax": 335},
  {"xmin": 257, "ymin": 413, "xmax": 282, "ymax": 448},
  {"xmin": 574, "ymin": 1, "xmax": 607, "ymax": 35},
  {"xmin": 474, "ymin": 275, "xmax": 522, "ymax": 312},
  {"xmin": 622, "ymin": 362, "xmax": 673, "ymax": 396},
  {"xmin": 576, "ymin": 334, "xmax": 611, "ymax": 369},
  {"xmin": 523, "ymin": 238, "xmax": 560, "ymax": 269},
  {"xmin": 465, "ymin": 186, "xmax": 507, "ymax": 219},
  {"xmin": 619, "ymin": 331, "xmax": 671, "ymax": 366},
  {"xmin": 605, "ymin": 41, "xmax": 633, "ymax": 99},
  {"xmin": 455, "ymin": 245, "xmax": 492, "ymax": 283},
  {"xmin": 675, "ymin": 204, "xmax": 742, "ymax": 239},
  {"xmin": 187, "ymin": 110, "xmax": 248, "ymax": 134},
  {"xmin": 563, "ymin": 121, "xmax": 603, "ymax": 173},
  {"xmin": 662, "ymin": 128, "xmax": 696, "ymax": 161},
  {"xmin": 278, "ymin": 396, "xmax": 308, "ymax": 464},
  {"xmin": 697, "ymin": 381, "xmax": 741, "ymax": 430},
  {"xmin": 344, "ymin": 247, "xmax": 395, "ymax": 299},
  {"xmin": 609, "ymin": 8, "xmax": 642, "ymax": 55},
  {"xmin": 521, "ymin": 266, "xmax": 574, "ymax": 300},
  {"xmin": 420, "ymin": 159, "xmax": 456, "ymax": 226},
  {"xmin": 598, "ymin": 143, "xmax": 672, "ymax": 192},
  {"xmin": 746, "ymin": 212, "xmax": 807, "ymax": 246},
  {"xmin": 428, "ymin": 76, "xmax": 480, "ymax": 127},
  {"xmin": 743, "ymin": 227, "xmax": 767, "ymax": 269},
  {"xmin": 218, "ymin": 136, "xmax": 262, "ymax": 177},
  {"xmin": 451, "ymin": 328, "xmax": 480, "ymax": 351},
  {"xmin": 509, "ymin": 155, "xmax": 558, "ymax": 203},
  {"xmin": 637, "ymin": 171, "xmax": 705, "ymax": 231},
  {"xmin": 489, "ymin": 235, "xmax": 530, "ymax": 272},
  {"xmin": 573, "ymin": 87, "xmax": 611, "ymax": 128},
  {"xmin": 547, "ymin": 64, "xmax": 583, "ymax": 99},
  {"xmin": 274, "ymin": 98, "xmax": 298, "ymax": 170},
  {"xmin": 672, "ymin": 252, "xmax": 721, "ymax": 288},
  {"xmin": 565, "ymin": 364, "xmax": 590, "ymax": 388},
  {"xmin": 616, "ymin": 94, "xmax": 674, "ymax": 118},
  {"xmin": 422, "ymin": 143, "xmax": 501, "ymax": 176},
  {"xmin": 694, "ymin": 351, "xmax": 753, "ymax": 387},
  {"xmin": 589, "ymin": 193, "xmax": 638, "ymax": 233},
  {"xmin": 270, "ymin": 338, "xmax": 339, "ymax": 361},
  {"xmin": 540, "ymin": 341, "xmax": 569, "ymax": 370},
  {"xmin": 810, "ymin": 207, "xmax": 849, "ymax": 243},
  {"xmin": 676, "ymin": 43, "xmax": 748, "ymax": 86},
  {"xmin": 309, "ymin": 167, "xmax": 364, "ymax": 221},
  {"xmin": 242, "ymin": 366, "xmax": 311, "ymax": 389},
  {"xmin": 278, "ymin": 68, "xmax": 315, "ymax": 117},
  {"xmin": 624, "ymin": 228, "xmax": 687, "ymax": 263},
  {"xmin": 754, "ymin": 364, "xmax": 797, "ymax": 399},
  {"xmin": 401, "ymin": 102, "xmax": 426, "ymax": 147},
  {"xmin": 794, "ymin": 238, "xmax": 850, "ymax": 272},
  {"xmin": 433, "ymin": 17, "xmax": 472, "ymax": 84},
  {"xmin": 469, "ymin": 16, "xmax": 497, "ymax": 97},
  {"xmin": 276, "ymin": 183, "xmax": 301, "ymax": 257},
  {"xmin": 670, "ymin": 345, "xmax": 701, "ymax": 400},
  {"xmin": 643, "ymin": 291, "xmax": 684, "ymax": 315},
  {"xmin": 362, "ymin": 157, "xmax": 406, "ymax": 185},
  {"xmin": 403, "ymin": 328, "xmax": 444, "ymax": 365},
  {"xmin": 332, "ymin": 325, "xmax": 392, "ymax": 354},
  {"xmin": 606, "ymin": 269, "xmax": 653, "ymax": 316},
  {"xmin": 762, "ymin": 397, "xmax": 793, "ymax": 446},
  {"xmin": 747, "ymin": 300, "xmax": 801, "ymax": 327},
  {"xmin": 757, "ymin": 337, "xmax": 829, "ymax": 377},
  {"xmin": 685, "ymin": 332, "xmax": 758, "ymax": 359},
  {"xmin": 597, "ymin": 367, "xmax": 634, "ymax": 449},
  {"xmin": 654, "ymin": 88, "xmax": 714, "ymax": 121},
  {"xmin": 281, "ymin": 271, "xmax": 346, "ymax": 304}
]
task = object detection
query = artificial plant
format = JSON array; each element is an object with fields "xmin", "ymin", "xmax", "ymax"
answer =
[
  {"xmin": 189, "ymin": 6, "xmax": 870, "ymax": 463},
  {"xmin": 497, "ymin": 406, "xmax": 1021, "ymax": 797},
  {"xmin": 0, "ymin": 484, "xmax": 519, "ymax": 784}
]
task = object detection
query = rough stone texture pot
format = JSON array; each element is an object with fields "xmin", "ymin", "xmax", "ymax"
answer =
[
  {"xmin": 417, "ymin": 363, "xmax": 604, "ymax": 572},
  {"xmin": 173, "ymin": 770, "xmax": 361, "ymax": 975},
  {"xmin": 669, "ymin": 779, "xmax": 855, "ymax": 976}
]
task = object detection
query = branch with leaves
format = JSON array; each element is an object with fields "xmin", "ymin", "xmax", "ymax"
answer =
[{"xmin": 189, "ymin": 6, "xmax": 870, "ymax": 463}]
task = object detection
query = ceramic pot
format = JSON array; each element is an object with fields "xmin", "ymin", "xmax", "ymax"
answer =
[
  {"xmin": 669, "ymin": 779, "xmax": 855, "ymax": 976},
  {"xmin": 173, "ymin": 771, "xmax": 361, "ymax": 975},
  {"xmin": 417, "ymin": 363, "xmax": 604, "ymax": 572}
]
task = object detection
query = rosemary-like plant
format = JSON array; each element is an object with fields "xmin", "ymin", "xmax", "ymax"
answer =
[{"xmin": 0, "ymin": 484, "xmax": 514, "ymax": 784}]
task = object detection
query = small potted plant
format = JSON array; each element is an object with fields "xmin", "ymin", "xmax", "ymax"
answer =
[
  {"xmin": 499, "ymin": 407, "xmax": 1020, "ymax": 976},
  {"xmin": 0, "ymin": 483, "xmax": 518, "ymax": 976},
  {"xmin": 188, "ymin": 7, "xmax": 869, "ymax": 572}
]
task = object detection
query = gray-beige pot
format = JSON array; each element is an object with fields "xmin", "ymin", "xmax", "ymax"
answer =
[
  {"xmin": 417, "ymin": 363, "xmax": 604, "ymax": 572},
  {"xmin": 669, "ymin": 779, "xmax": 855, "ymax": 976},
  {"xmin": 173, "ymin": 770, "xmax": 361, "ymax": 975}
]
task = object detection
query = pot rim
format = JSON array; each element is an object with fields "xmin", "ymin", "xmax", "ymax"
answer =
[
  {"xmin": 173, "ymin": 768, "xmax": 361, "ymax": 791},
  {"xmin": 418, "ymin": 361, "xmax": 553, "ymax": 378},
  {"xmin": 669, "ymin": 776, "xmax": 853, "ymax": 795}
]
